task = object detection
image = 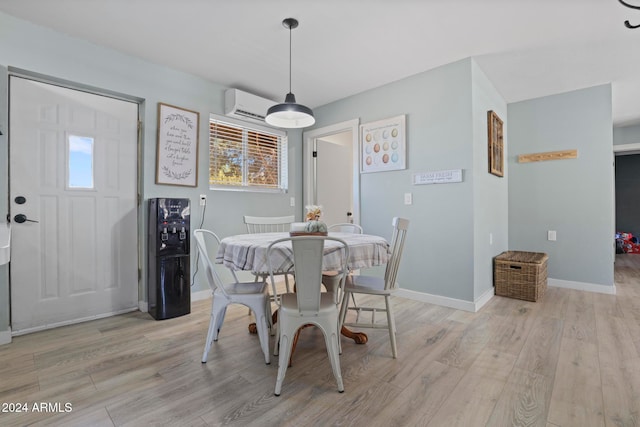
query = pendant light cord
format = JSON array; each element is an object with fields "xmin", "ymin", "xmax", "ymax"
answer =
[{"xmin": 288, "ymin": 23, "xmax": 292, "ymax": 93}]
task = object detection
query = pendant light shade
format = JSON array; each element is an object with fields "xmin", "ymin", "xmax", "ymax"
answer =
[{"xmin": 265, "ymin": 18, "xmax": 315, "ymax": 129}]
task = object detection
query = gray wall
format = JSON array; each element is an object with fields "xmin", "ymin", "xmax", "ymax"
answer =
[
  {"xmin": 471, "ymin": 61, "xmax": 509, "ymax": 300},
  {"xmin": 615, "ymin": 154, "xmax": 640, "ymax": 237},
  {"xmin": 508, "ymin": 85, "xmax": 615, "ymax": 287},
  {"xmin": 312, "ymin": 58, "xmax": 508, "ymax": 302},
  {"xmin": 0, "ymin": 11, "xmax": 302, "ymax": 336}
]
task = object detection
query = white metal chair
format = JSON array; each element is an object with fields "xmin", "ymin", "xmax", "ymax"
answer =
[
  {"xmin": 193, "ymin": 229, "xmax": 271, "ymax": 365},
  {"xmin": 267, "ymin": 236, "xmax": 350, "ymax": 396},
  {"xmin": 339, "ymin": 217, "xmax": 409, "ymax": 359}
]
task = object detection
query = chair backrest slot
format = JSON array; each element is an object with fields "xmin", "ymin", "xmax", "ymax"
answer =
[
  {"xmin": 384, "ymin": 217, "xmax": 409, "ymax": 291},
  {"xmin": 244, "ymin": 215, "xmax": 295, "ymax": 234}
]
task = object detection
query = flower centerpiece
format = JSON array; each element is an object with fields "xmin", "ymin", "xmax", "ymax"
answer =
[{"xmin": 303, "ymin": 205, "xmax": 327, "ymax": 234}]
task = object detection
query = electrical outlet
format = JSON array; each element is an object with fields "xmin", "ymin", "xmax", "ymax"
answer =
[
  {"xmin": 199, "ymin": 194, "xmax": 207, "ymax": 206},
  {"xmin": 290, "ymin": 197, "xmax": 295, "ymax": 207}
]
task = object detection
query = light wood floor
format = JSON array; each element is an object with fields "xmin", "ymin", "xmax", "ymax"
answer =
[{"xmin": 2, "ymin": 256, "xmax": 640, "ymax": 427}]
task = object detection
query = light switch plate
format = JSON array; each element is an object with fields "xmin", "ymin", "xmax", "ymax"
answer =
[
  {"xmin": 404, "ymin": 193, "xmax": 412, "ymax": 205},
  {"xmin": 548, "ymin": 230, "xmax": 556, "ymax": 241}
]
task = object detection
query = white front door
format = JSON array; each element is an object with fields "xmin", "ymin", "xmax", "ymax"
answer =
[{"xmin": 9, "ymin": 77, "xmax": 139, "ymax": 334}]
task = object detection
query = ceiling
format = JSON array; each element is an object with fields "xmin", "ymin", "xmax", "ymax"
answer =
[{"xmin": 1, "ymin": 0, "xmax": 639, "ymax": 126}]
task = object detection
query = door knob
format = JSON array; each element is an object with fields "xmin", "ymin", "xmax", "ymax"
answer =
[{"xmin": 14, "ymin": 214, "xmax": 39, "ymax": 224}]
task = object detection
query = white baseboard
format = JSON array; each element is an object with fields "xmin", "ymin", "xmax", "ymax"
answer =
[
  {"xmin": 548, "ymin": 278, "xmax": 616, "ymax": 295},
  {"xmin": 397, "ymin": 277, "xmax": 616, "ymax": 313},
  {"xmin": 395, "ymin": 288, "xmax": 488, "ymax": 312},
  {"xmin": 191, "ymin": 289, "xmax": 212, "ymax": 302},
  {"xmin": 12, "ymin": 307, "xmax": 139, "ymax": 337},
  {"xmin": 0, "ymin": 328, "xmax": 11, "ymax": 345},
  {"xmin": 474, "ymin": 288, "xmax": 495, "ymax": 311}
]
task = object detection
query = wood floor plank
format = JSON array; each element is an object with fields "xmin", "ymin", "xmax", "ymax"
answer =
[
  {"xmin": 513, "ymin": 316, "xmax": 563, "ymax": 378},
  {"xmin": 563, "ymin": 288, "xmax": 598, "ymax": 344},
  {"xmin": 434, "ymin": 313, "xmax": 494, "ymax": 370},
  {"xmin": 485, "ymin": 302, "xmax": 538, "ymax": 357},
  {"xmin": 487, "ymin": 367, "xmax": 554, "ymax": 427},
  {"xmin": 547, "ymin": 337, "xmax": 605, "ymax": 426},
  {"xmin": 375, "ymin": 360, "xmax": 465, "ymax": 426},
  {"xmin": 426, "ymin": 372, "xmax": 506, "ymax": 427},
  {"xmin": 600, "ymin": 357, "xmax": 640, "ymax": 427}
]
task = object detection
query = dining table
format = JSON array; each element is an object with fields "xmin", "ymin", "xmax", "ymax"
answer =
[{"xmin": 215, "ymin": 231, "xmax": 390, "ymax": 344}]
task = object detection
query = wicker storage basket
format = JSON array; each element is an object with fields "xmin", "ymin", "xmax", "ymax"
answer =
[{"xmin": 494, "ymin": 251, "xmax": 548, "ymax": 302}]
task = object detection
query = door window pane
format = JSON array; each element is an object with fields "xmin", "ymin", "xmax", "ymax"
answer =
[{"xmin": 68, "ymin": 135, "xmax": 94, "ymax": 188}]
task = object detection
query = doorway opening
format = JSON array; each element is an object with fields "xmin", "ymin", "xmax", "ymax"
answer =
[
  {"xmin": 613, "ymin": 145, "xmax": 640, "ymax": 284},
  {"xmin": 303, "ymin": 119, "xmax": 360, "ymax": 227}
]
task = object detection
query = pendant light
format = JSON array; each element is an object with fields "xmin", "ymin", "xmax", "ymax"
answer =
[{"xmin": 265, "ymin": 18, "xmax": 315, "ymax": 128}]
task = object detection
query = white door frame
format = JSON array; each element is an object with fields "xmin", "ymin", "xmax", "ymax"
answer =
[
  {"xmin": 7, "ymin": 68, "xmax": 144, "ymax": 328},
  {"xmin": 303, "ymin": 119, "xmax": 360, "ymax": 224}
]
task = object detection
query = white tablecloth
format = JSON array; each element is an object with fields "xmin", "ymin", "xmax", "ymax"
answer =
[{"xmin": 216, "ymin": 232, "xmax": 390, "ymax": 273}]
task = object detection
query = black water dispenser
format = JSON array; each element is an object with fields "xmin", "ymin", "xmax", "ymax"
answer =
[{"xmin": 148, "ymin": 198, "xmax": 190, "ymax": 320}]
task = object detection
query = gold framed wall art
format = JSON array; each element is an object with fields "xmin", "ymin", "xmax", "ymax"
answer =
[{"xmin": 488, "ymin": 110, "xmax": 504, "ymax": 177}]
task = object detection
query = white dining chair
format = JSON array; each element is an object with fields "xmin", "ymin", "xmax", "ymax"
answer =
[
  {"xmin": 244, "ymin": 215, "xmax": 296, "ymax": 233},
  {"xmin": 338, "ymin": 217, "xmax": 409, "ymax": 358},
  {"xmin": 193, "ymin": 229, "xmax": 271, "ymax": 365},
  {"xmin": 267, "ymin": 236, "xmax": 350, "ymax": 396},
  {"xmin": 322, "ymin": 222, "xmax": 363, "ymax": 300},
  {"xmin": 327, "ymin": 223, "xmax": 363, "ymax": 234}
]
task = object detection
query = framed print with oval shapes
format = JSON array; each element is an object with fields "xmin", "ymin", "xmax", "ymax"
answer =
[{"xmin": 360, "ymin": 115, "xmax": 406, "ymax": 173}]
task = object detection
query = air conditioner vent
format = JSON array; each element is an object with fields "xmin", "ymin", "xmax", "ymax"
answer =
[{"xmin": 234, "ymin": 109, "xmax": 266, "ymax": 121}]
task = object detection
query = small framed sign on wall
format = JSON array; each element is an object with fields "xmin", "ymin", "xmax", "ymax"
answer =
[
  {"xmin": 156, "ymin": 103, "xmax": 199, "ymax": 187},
  {"xmin": 488, "ymin": 110, "xmax": 504, "ymax": 177}
]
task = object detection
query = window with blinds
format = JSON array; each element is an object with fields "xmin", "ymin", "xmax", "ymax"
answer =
[{"xmin": 209, "ymin": 115, "xmax": 288, "ymax": 191}]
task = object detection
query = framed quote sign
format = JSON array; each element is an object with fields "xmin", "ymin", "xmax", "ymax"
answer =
[{"xmin": 156, "ymin": 103, "xmax": 199, "ymax": 187}]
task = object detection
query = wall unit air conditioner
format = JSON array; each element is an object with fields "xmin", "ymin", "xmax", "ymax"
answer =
[{"xmin": 224, "ymin": 88, "xmax": 276, "ymax": 124}]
